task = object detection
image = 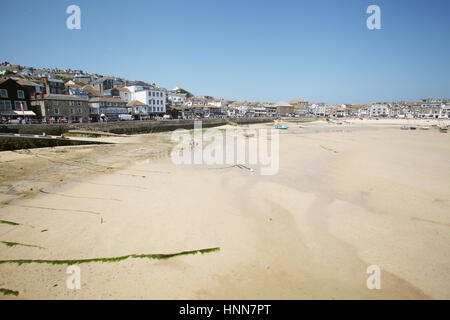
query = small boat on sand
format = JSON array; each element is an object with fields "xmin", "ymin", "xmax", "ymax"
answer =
[
  {"xmin": 400, "ymin": 126, "xmax": 409, "ymax": 130},
  {"xmin": 409, "ymin": 126, "xmax": 417, "ymax": 130},
  {"xmin": 420, "ymin": 126, "xmax": 430, "ymax": 130},
  {"xmin": 275, "ymin": 125, "xmax": 289, "ymax": 130},
  {"xmin": 439, "ymin": 127, "xmax": 448, "ymax": 133}
]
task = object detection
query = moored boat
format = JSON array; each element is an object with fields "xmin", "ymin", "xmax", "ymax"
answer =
[{"xmin": 275, "ymin": 125, "xmax": 289, "ymax": 130}]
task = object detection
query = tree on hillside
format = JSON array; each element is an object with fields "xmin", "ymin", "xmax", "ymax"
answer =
[{"xmin": 176, "ymin": 88, "xmax": 193, "ymax": 98}]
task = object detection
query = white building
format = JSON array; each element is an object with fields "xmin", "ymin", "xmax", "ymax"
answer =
[
  {"xmin": 127, "ymin": 100, "xmax": 150, "ymax": 119},
  {"xmin": 417, "ymin": 102, "xmax": 448, "ymax": 119},
  {"xmin": 238, "ymin": 104, "xmax": 249, "ymax": 116},
  {"xmin": 227, "ymin": 106, "xmax": 238, "ymax": 117},
  {"xmin": 119, "ymin": 87, "xmax": 132, "ymax": 102},
  {"xmin": 309, "ymin": 103, "xmax": 336, "ymax": 117},
  {"xmin": 253, "ymin": 106, "xmax": 267, "ymax": 116},
  {"xmin": 357, "ymin": 106, "xmax": 370, "ymax": 118},
  {"xmin": 123, "ymin": 85, "xmax": 166, "ymax": 115},
  {"xmin": 369, "ymin": 104, "xmax": 390, "ymax": 117},
  {"xmin": 168, "ymin": 92, "xmax": 187, "ymax": 105},
  {"xmin": 207, "ymin": 100, "xmax": 227, "ymax": 114},
  {"xmin": 441, "ymin": 104, "xmax": 450, "ymax": 118},
  {"xmin": 185, "ymin": 96, "xmax": 209, "ymax": 107}
]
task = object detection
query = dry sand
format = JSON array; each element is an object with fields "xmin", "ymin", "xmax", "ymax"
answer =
[{"xmin": 0, "ymin": 119, "xmax": 449, "ymax": 299}]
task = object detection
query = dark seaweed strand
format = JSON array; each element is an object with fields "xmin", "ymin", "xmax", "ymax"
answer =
[
  {"xmin": 0, "ymin": 220, "xmax": 20, "ymax": 226},
  {"xmin": 0, "ymin": 288, "xmax": 19, "ymax": 296},
  {"xmin": 0, "ymin": 247, "xmax": 220, "ymax": 266},
  {"xmin": 0, "ymin": 241, "xmax": 45, "ymax": 249}
]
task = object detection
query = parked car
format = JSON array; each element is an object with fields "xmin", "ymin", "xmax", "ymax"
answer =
[
  {"xmin": 0, "ymin": 125, "xmax": 19, "ymax": 134},
  {"xmin": 118, "ymin": 114, "xmax": 133, "ymax": 121}
]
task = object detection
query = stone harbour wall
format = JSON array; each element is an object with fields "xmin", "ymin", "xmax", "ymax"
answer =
[{"xmin": 5, "ymin": 117, "xmax": 276, "ymax": 135}]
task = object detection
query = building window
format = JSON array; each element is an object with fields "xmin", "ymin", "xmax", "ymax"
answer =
[
  {"xmin": 54, "ymin": 100, "xmax": 59, "ymax": 106},
  {"xmin": 0, "ymin": 100, "xmax": 12, "ymax": 110},
  {"xmin": 17, "ymin": 90, "xmax": 25, "ymax": 99},
  {"xmin": 14, "ymin": 101, "xmax": 27, "ymax": 110},
  {"xmin": 70, "ymin": 108, "xmax": 74, "ymax": 114},
  {"xmin": 54, "ymin": 108, "xmax": 59, "ymax": 114},
  {"xmin": 77, "ymin": 101, "xmax": 82, "ymax": 106},
  {"xmin": 78, "ymin": 108, "xmax": 82, "ymax": 114},
  {"xmin": 69, "ymin": 101, "xmax": 74, "ymax": 106},
  {"xmin": 0, "ymin": 89, "xmax": 7, "ymax": 98}
]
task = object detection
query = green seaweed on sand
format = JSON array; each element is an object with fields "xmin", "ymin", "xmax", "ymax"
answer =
[
  {"xmin": 0, "ymin": 219, "xmax": 35, "ymax": 229},
  {"xmin": 0, "ymin": 247, "xmax": 220, "ymax": 266},
  {"xmin": 0, "ymin": 220, "xmax": 20, "ymax": 226},
  {"xmin": 1, "ymin": 241, "xmax": 46, "ymax": 250},
  {"xmin": 320, "ymin": 145, "xmax": 338, "ymax": 154},
  {"xmin": 0, "ymin": 288, "xmax": 19, "ymax": 297},
  {"xmin": 63, "ymin": 132, "xmax": 102, "ymax": 138},
  {"xmin": 284, "ymin": 119, "xmax": 316, "ymax": 123}
]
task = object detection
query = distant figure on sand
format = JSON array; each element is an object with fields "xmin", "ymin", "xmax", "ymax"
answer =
[{"xmin": 190, "ymin": 139, "xmax": 198, "ymax": 150}]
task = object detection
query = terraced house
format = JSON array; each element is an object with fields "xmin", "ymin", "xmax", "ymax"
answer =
[
  {"xmin": 32, "ymin": 94, "xmax": 89, "ymax": 123},
  {"xmin": 89, "ymin": 96, "xmax": 127, "ymax": 121},
  {"xmin": 369, "ymin": 104, "xmax": 391, "ymax": 117},
  {"xmin": 0, "ymin": 78, "xmax": 36, "ymax": 121}
]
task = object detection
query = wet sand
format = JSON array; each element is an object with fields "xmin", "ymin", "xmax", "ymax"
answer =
[{"xmin": 0, "ymin": 119, "xmax": 449, "ymax": 299}]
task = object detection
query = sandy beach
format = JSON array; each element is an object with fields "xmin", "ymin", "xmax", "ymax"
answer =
[{"xmin": 0, "ymin": 119, "xmax": 449, "ymax": 299}]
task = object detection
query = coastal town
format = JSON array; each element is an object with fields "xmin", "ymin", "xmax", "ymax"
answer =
[
  {"xmin": 2, "ymin": 0, "xmax": 450, "ymax": 307},
  {"xmin": 1, "ymin": 61, "xmax": 449, "ymax": 124}
]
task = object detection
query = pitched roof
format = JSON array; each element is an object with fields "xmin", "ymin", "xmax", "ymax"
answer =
[
  {"xmin": 127, "ymin": 100, "xmax": 147, "ymax": 107},
  {"xmin": 273, "ymin": 101, "xmax": 293, "ymax": 107},
  {"xmin": 17, "ymin": 79, "xmax": 42, "ymax": 87},
  {"xmin": 44, "ymin": 94, "xmax": 88, "ymax": 101},
  {"xmin": 89, "ymin": 97, "xmax": 126, "ymax": 103},
  {"xmin": 92, "ymin": 77, "xmax": 114, "ymax": 85},
  {"xmin": 81, "ymin": 84, "xmax": 101, "ymax": 97}
]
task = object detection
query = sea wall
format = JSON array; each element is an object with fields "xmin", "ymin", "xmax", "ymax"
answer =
[
  {"xmin": 0, "ymin": 136, "xmax": 109, "ymax": 151},
  {"xmin": 5, "ymin": 117, "xmax": 276, "ymax": 135}
]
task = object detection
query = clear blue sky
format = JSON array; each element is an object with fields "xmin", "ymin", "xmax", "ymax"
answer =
[{"xmin": 2, "ymin": 0, "xmax": 449, "ymax": 104}]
